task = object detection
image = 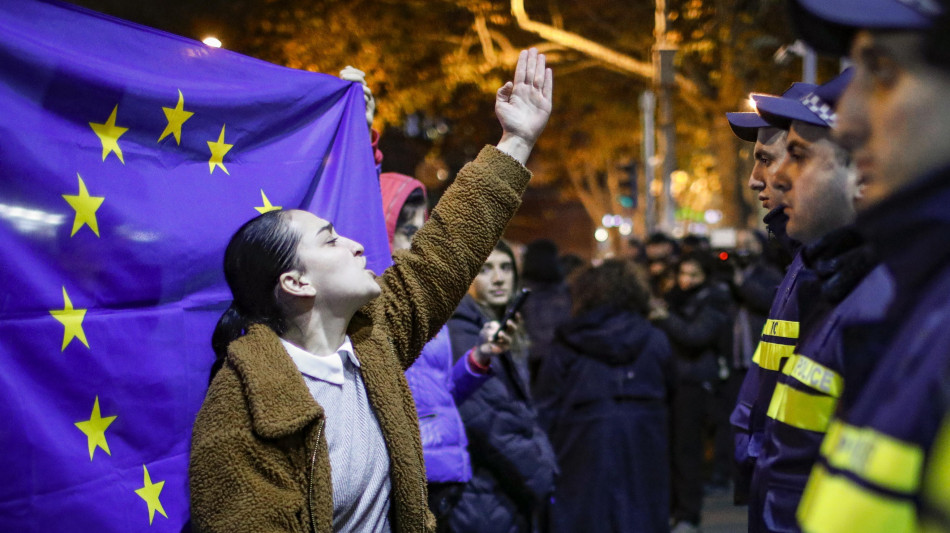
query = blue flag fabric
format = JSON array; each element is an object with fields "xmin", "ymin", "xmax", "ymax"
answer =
[{"xmin": 0, "ymin": 1, "xmax": 392, "ymax": 530}]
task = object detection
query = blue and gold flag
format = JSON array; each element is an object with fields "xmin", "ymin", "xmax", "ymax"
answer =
[{"xmin": 0, "ymin": 1, "xmax": 390, "ymax": 530}]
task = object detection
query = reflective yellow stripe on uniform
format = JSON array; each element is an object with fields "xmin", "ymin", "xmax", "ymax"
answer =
[
  {"xmin": 798, "ymin": 464, "xmax": 918, "ymax": 533},
  {"xmin": 764, "ymin": 319, "xmax": 800, "ymax": 339},
  {"xmin": 821, "ymin": 420, "xmax": 924, "ymax": 494},
  {"xmin": 752, "ymin": 319, "xmax": 799, "ymax": 371},
  {"xmin": 783, "ymin": 354, "xmax": 844, "ymax": 398},
  {"xmin": 767, "ymin": 382, "xmax": 836, "ymax": 432},
  {"xmin": 922, "ymin": 415, "xmax": 950, "ymax": 532},
  {"xmin": 752, "ymin": 342, "xmax": 796, "ymax": 371}
]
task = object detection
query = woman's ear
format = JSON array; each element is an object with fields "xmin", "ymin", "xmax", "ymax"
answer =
[{"xmin": 278, "ymin": 270, "xmax": 317, "ymax": 298}]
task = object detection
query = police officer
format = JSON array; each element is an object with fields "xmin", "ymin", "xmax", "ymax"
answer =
[
  {"xmin": 785, "ymin": 0, "xmax": 950, "ymax": 531},
  {"xmin": 724, "ymin": 82, "xmax": 820, "ymax": 528},
  {"xmin": 746, "ymin": 68, "xmax": 896, "ymax": 533}
]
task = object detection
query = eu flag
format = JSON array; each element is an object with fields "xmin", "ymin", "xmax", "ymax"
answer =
[{"xmin": 0, "ymin": 1, "xmax": 390, "ymax": 530}]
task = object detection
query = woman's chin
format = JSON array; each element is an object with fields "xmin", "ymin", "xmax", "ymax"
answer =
[
  {"xmin": 484, "ymin": 297, "xmax": 509, "ymax": 309},
  {"xmin": 355, "ymin": 283, "xmax": 383, "ymax": 307}
]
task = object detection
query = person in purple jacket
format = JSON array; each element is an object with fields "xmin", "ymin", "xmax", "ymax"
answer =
[{"xmin": 379, "ymin": 171, "xmax": 504, "ymax": 532}]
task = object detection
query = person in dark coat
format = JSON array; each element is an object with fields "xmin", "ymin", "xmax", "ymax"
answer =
[
  {"xmin": 447, "ymin": 240, "xmax": 558, "ymax": 533},
  {"xmin": 645, "ymin": 232, "xmax": 680, "ymax": 298},
  {"xmin": 534, "ymin": 259, "xmax": 674, "ymax": 533},
  {"xmin": 520, "ymin": 238, "xmax": 572, "ymax": 384},
  {"xmin": 651, "ymin": 251, "xmax": 731, "ymax": 532}
]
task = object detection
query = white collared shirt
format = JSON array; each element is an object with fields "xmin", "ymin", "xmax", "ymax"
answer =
[
  {"xmin": 281, "ymin": 337, "xmax": 392, "ymax": 533},
  {"xmin": 282, "ymin": 336, "xmax": 361, "ymax": 386}
]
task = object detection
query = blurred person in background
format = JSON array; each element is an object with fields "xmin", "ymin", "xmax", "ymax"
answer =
[
  {"xmin": 534, "ymin": 259, "xmax": 674, "ymax": 533},
  {"xmin": 447, "ymin": 240, "xmax": 558, "ymax": 533},
  {"xmin": 724, "ymin": 229, "xmax": 784, "ymax": 435},
  {"xmin": 706, "ymin": 228, "xmax": 785, "ymax": 498},
  {"xmin": 558, "ymin": 253, "xmax": 586, "ymax": 286},
  {"xmin": 645, "ymin": 232, "xmax": 681, "ymax": 298},
  {"xmin": 651, "ymin": 251, "xmax": 731, "ymax": 533},
  {"xmin": 625, "ymin": 236, "xmax": 646, "ymax": 264},
  {"xmin": 681, "ymin": 234, "xmax": 711, "ymax": 256},
  {"xmin": 520, "ymin": 239, "xmax": 572, "ymax": 385}
]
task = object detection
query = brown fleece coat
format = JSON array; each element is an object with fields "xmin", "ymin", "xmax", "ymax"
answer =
[{"xmin": 190, "ymin": 146, "xmax": 531, "ymax": 533}]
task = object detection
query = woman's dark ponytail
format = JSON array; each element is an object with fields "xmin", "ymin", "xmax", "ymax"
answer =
[
  {"xmin": 208, "ymin": 210, "xmax": 301, "ymax": 382},
  {"xmin": 209, "ymin": 303, "xmax": 248, "ymax": 382}
]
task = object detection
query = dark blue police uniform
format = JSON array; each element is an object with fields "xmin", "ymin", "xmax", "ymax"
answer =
[
  {"xmin": 797, "ymin": 167, "xmax": 950, "ymax": 533},
  {"xmin": 752, "ymin": 227, "xmax": 893, "ymax": 532}
]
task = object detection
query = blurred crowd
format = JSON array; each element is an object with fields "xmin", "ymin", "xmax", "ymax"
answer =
[{"xmin": 402, "ymin": 226, "xmax": 788, "ymax": 533}]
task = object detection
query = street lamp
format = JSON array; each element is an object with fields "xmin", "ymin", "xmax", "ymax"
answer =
[{"xmin": 774, "ymin": 40, "xmax": 816, "ymax": 84}]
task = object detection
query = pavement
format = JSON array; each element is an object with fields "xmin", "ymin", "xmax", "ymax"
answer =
[{"xmin": 700, "ymin": 489, "xmax": 748, "ymax": 533}]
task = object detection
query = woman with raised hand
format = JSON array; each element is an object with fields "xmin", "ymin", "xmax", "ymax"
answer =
[{"xmin": 189, "ymin": 48, "xmax": 553, "ymax": 533}]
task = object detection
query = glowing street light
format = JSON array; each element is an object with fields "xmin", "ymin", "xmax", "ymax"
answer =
[
  {"xmin": 704, "ymin": 209, "xmax": 723, "ymax": 224},
  {"xmin": 594, "ymin": 228, "xmax": 609, "ymax": 242},
  {"xmin": 202, "ymin": 36, "xmax": 222, "ymax": 48}
]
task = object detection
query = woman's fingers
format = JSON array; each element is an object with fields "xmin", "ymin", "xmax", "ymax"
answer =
[
  {"xmin": 525, "ymin": 48, "xmax": 538, "ymax": 86},
  {"xmin": 542, "ymin": 66, "xmax": 554, "ymax": 100},
  {"xmin": 513, "ymin": 49, "xmax": 528, "ymax": 87},
  {"xmin": 533, "ymin": 52, "xmax": 546, "ymax": 89}
]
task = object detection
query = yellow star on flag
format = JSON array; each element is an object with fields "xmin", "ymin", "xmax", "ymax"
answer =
[
  {"xmin": 89, "ymin": 105, "xmax": 128, "ymax": 164},
  {"xmin": 207, "ymin": 124, "xmax": 233, "ymax": 175},
  {"xmin": 255, "ymin": 190, "xmax": 282, "ymax": 214},
  {"xmin": 135, "ymin": 465, "xmax": 168, "ymax": 525},
  {"xmin": 74, "ymin": 396, "xmax": 117, "ymax": 461},
  {"xmin": 62, "ymin": 173, "xmax": 105, "ymax": 237},
  {"xmin": 49, "ymin": 286, "xmax": 89, "ymax": 351},
  {"xmin": 158, "ymin": 90, "xmax": 194, "ymax": 145}
]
